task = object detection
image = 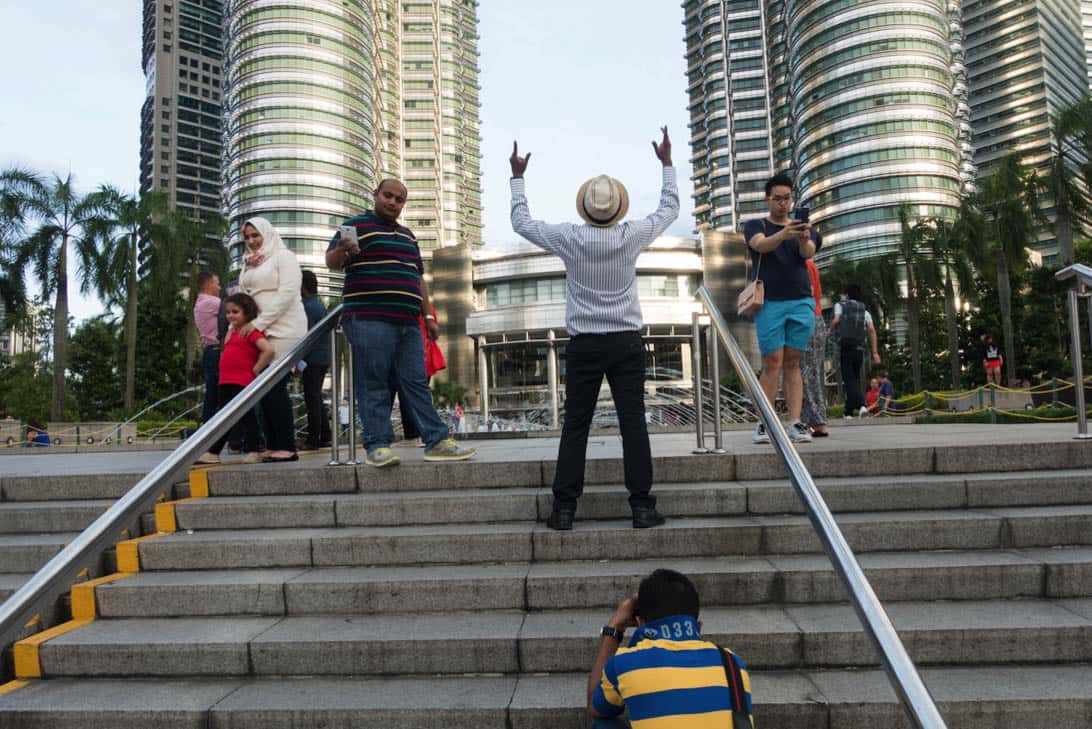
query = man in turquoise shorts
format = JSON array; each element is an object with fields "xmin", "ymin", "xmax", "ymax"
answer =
[{"xmin": 742, "ymin": 173, "xmax": 820, "ymax": 444}]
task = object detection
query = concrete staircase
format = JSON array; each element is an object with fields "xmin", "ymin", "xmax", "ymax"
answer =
[{"xmin": 2, "ymin": 433, "xmax": 1092, "ymax": 727}]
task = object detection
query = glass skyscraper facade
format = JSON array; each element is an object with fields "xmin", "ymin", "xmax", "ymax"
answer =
[
  {"xmin": 684, "ymin": 0, "xmax": 973, "ymax": 263},
  {"xmin": 965, "ymin": 0, "xmax": 1091, "ymax": 260},
  {"xmin": 1084, "ymin": 0, "xmax": 1092, "ymax": 88},
  {"xmin": 222, "ymin": 0, "xmax": 482, "ymax": 294}
]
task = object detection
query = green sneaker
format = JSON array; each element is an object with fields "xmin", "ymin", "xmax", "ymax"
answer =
[
  {"xmin": 423, "ymin": 438, "xmax": 476, "ymax": 462},
  {"xmin": 365, "ymin": 447, "xmax": 401, "ymax": 468}
]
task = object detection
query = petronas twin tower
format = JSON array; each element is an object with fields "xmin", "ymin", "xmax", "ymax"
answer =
[
  {"xmin": 685, "ymin": 0, "xmax": 1089, "ymax": 264},
  {"xmin": 221, "ymin": 0, "xmax": 482, "ymax": 292}
]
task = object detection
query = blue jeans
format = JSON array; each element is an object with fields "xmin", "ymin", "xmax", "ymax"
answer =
[
  {"xmin": 341, "ymin": 318, "xmax": 449, "ymax": 451},
  {"xmin": 201, "ymin": 346, "xmax": 220, "ymax": 423},
  {"xmin": 591, "ymin": 719, "xmax": 626, "ymax": 729}
]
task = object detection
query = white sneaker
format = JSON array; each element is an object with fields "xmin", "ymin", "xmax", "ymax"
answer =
[
  {"xmin": 365, "ymin": 447, "xmax": 401, "ymax": 468},
  {"xmin": 789, "ymin": 421, "xmax": 813, "ymax": 443},
  {"xmin": 752, "ymin": 423, "xmax": 770, "ymax": 444},
  {"xmin": 859, "ymin": 406, "xmax": 869, "ymax": 417}
]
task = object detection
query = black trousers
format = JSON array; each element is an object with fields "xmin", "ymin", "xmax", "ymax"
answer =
[
  {"xmin": 207, "ymin": 384, "xmax": 261, "ymax": 454},
  {"xmin": 259, "ymin": 373, "xmax": 296, "ymax": 452},
  {"xmin": 302, "ymin": 363, "xmax": 331, "ymax": 448},
  {"xmin": 553, "ymin": 331, "xmax": 654, "ymax": 510},
  {"xmin": 841, "ymin": 346, "xmax": 865, "ymax": 413}
]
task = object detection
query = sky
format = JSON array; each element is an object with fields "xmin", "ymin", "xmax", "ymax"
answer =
[{"xmin": 0, "ymin": 1, "xmax": 696, "ymax": 321}]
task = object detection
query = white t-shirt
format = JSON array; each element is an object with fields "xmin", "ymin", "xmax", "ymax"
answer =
[{"xmin": 834, "ymin": 301, "xmax": 872, "ymax": 325}]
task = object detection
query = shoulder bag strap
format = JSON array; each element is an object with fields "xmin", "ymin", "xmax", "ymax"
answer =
[{"xmin": 718, "ymin": 647, "xmax": 752, "ymax": 727}]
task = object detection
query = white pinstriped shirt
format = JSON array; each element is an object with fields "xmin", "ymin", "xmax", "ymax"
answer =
[{"xmin": 510, "ymin": 167, "xmax": 679, "ymax": 336}]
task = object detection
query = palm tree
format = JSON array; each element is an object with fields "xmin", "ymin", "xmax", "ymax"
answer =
[
  {"xmin": 1, "ymin": 169, "xmax": 108, "ymax": 420},
  {"xmin": 974, "ymin": 154, "xmax": 1042, "ymax": 385},
  {"xmin": 896, "ymin": 204, "xmax": 932, "ymax": 393},
  {"xmin": 1041, "ymin": 97, "xmax": 1092, "ymax": 264},
  {"xmin": 918, "ymin": 204, "xmax": 984, "ymax": 389},
  {"xmin": 84, "ymin": 188, "xmax": 171, "ymax": 412}
]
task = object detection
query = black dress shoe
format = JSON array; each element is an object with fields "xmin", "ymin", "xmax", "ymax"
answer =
[
  {"xmin": 546, "ymin": 505, "xmax": 575, "ymax": 531},
  {"xmin": 632, "ymin": 506, "xmax": 666, "ymax": 529}
]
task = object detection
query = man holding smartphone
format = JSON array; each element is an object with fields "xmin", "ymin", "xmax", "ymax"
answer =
[
  {"xmin": 742, "ymin": 174, "xmax": 821, "ymax": 445},
  {"xmin": 326, "ymin": 179, "xmax": 475, "ymax": 467}
]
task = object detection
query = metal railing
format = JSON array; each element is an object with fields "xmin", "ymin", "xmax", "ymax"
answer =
[
  {"xmin": 694, "ymin": 287, "xmax": 947, "ymax": 729},
  {"xmin": 1055, "ymin": 263, "xmax": 1092, "ymax": 439},
  {"xmin": 0, "ymin": 305, "xmax": 349, "ymax": 656}
]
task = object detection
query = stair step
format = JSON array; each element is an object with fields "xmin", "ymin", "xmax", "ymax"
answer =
[
  {"xmin": 35, "ymin": 599, "xmax": 1092, "ymax": 677},
  {"xmin": 135, "ymin": 506, "xmax": 1092, "ymax": 570},
  {"xmin": 6, "ymin": 665, "xmax": 1092, "ymax": 729},
  {"xmin": 0, "ymin": 573, "xmax": 32, "ymax": 602},
  {"xmin": 0, "ymin": 533, "xmax": 78, "ymax": 573},
  {"xmin": 0, "ymin": 500, "xmax": 113, "ymax": 533},
  {"xmin": 0, "ymin": 473, "xmax": 149, "ymax": 502},
  {"xmin": 93, "ymin": 547, "xmax": 1092, "ymax": 618},
  {"xmin": 166, "ymin": 470, "xmax": 1092, "ymax": 531}
]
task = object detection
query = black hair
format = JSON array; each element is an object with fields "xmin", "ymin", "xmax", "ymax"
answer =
[
  {"xmin": 225, "ymin": 292, "xmax": 260, "ymax": 323},
  {"xmin": 637, "ymin": 569, "xmax": 700, "ymax": 621},
  {"xmin": 764, "ymin": 173, "xmax": 794, "ymax": 197},
  {"xmin": 26, "ymin": 417, "xmax": 44, "ymax": 431},
  {"xmin": 845, "ymin": 284, "xmax": 862, "ymax": 301},
  {"xmin": 301, "ymin": 269, "xmax": 319, "ymax": 297},
  {"xmin": 196, "ymin": 271, "xmax": 218, "ymax": 290}
]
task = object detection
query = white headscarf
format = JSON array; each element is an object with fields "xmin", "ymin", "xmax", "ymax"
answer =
[{"xmin": 241, "ymin": 216, "xmax": 283, "ymax": 271}]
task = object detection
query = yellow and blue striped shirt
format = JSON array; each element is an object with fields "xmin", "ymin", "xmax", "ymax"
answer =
[{"xmin": 592, "ymin": 615, "xmax": 753, "ymax": 728}]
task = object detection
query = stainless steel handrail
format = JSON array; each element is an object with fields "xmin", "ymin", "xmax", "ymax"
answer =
[
  {"xmin": 1054, "ymin": 264, "xmax": 1092, "ymax": 439},
  {"xmin": 695, "ymin": 287, "xmax": 948, "ymax": 729},
  {"xmin": 0, "ymin": 305, "xmax": 346, "ymax": 656}
]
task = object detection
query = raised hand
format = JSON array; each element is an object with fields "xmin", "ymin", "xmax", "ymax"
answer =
[
  {"xmin": 510, "ymin": 141, "xmax": 531, "ymax": 178},
  {"xmin": 652, "ymin": 126, "xmax": 672, "ymax": 166}
]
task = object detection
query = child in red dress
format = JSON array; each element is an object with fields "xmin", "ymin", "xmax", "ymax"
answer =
[{"xmin": 197, "ymin": 293, "xmax": 276, "ymax": 464}]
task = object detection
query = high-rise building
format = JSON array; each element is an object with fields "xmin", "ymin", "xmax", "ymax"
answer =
[
  {"xmin": 1082, "ymin": 0, "xmax": 1092, "ymax": 87},
  {"xmin": 964, "ymin": 0, "xmax": 1090, "ymax": 260},
  {"xmin": 222, "ymin": 0, "xmax": 482, "ymax": 298},
  {"xmin": 683, "ymin": 0, "xmax": 969, "ymax": 264},
  {"xmin": 139, "ymin": 0, "xmax": 225, "ymax": 224}
]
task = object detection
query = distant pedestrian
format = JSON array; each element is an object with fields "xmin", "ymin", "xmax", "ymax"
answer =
[
  {"xmin": 983, "ymin": 334, "xmax": 1002, "ymax": 386},
  {"xmin": 865, "ymin": 377, "xmax": 881, "ymax": 415},
  {"xmin": 300, "ymin": 270, "xmax": 332, "ymax": 450},
  {"xmin": 743, "ymin": 174, "xmax": 820, "ymax": 445},
  {"xmin": 801, "ymin": 255, "xmax": 828, "ymax": 437},
  {"xmin": 877, "ymin": 370, "xmax": 895, "ymax": 414},
  {"xmin": 197, "ymin": 293, "xmax": 276, "ymax": 465},
  {"xmin": 193, "ymin": 271, "xmax": 222, "ymax": 424},
  {"xmin": 509, "ymin": 128, "xmax": 678, "ymax": 530},
  {"xmin": 23, "ymin": 418, "xmax": 50, "ymax": 448},
  {"xmin": 830, "ymin": 284, "xmax": 880, "ymax": 418}
]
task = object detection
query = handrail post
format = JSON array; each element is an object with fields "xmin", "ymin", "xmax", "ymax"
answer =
[
  {"xmin": 328, "ymin": 327, "xmax": 342, "ymax": 466},
  {"xmin": 1067, "ymin": 287, "xmax": 1090, "ymax": 439},
  {"xmin": 708, "ymin": 324, "xmax": 725, "ymax": 453},
  {"xmin": 344, "ymin": 332, "xmax": 360, "ymax": 464},
  {"xmin": 697, "ymin": 287, "xmax": 947, "ymax": 729},
  {"xmin": 691, "ymin": 311, "xmax": 708, "ymax": 454}
]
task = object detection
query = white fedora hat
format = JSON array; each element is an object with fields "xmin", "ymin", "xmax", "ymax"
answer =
[{"xmin": 576, "ymin": 175, "xmax": 629, "ymax": 227}]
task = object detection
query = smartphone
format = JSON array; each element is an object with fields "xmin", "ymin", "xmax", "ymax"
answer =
[
  {"xmin": 338, "ymin": 225, "xmax": 360, "ymax": 253},
  {"xmin": 792, "ymin": 206, "xmax": 810, "ymax": 224}
]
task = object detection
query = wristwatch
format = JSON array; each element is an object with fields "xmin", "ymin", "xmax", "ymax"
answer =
[
  {"xmin": 600, "ymin": 625, "xmax": 625, "ymax": 641},
  {"xmin": 424, "ymin": 314, "xmax": 436, "ymax": 321}
]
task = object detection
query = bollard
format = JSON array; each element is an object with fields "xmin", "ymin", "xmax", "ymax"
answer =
[
  {"xmin": 988, "ymin": 384, "xmax": 996, "ymax": 424},
  {"xmin": 328, "ymin": 328, "xmax": 342, "ymax": 466},
  {"xmin": 691, "ymin": 312, "xmax": 708, "ymax": 454},
  {"xmin": 344, "ymin": 330, "xmax": 360, "ymax": 464}
]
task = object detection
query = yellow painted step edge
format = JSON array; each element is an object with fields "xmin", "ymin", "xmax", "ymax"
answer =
[
  {"xmin": 155, "ymin": 470, "xmax": 212, "ymax": 533},
  {"xmin": 0, "ymin": 680, "xmax": 30, "ymax": 697},
  {"xmin": 14, "ymin": 619, "xmax": 92, "ymax": 678},
  {"xmin": 71, "ymin": 573, "xmax": 134, "ymax": 620}
]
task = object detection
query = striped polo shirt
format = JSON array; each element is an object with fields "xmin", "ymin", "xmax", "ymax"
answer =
[
  {"xmin": 592, "ymin": 615, "xmax": 753, "ymax": 729},
  {"xmin": 329, "ymin": 212, "xmax": 424, "ymax": 325},
  {"xmin": 510, "ymin": 167, "xmax": 679, "ymax": 336}
]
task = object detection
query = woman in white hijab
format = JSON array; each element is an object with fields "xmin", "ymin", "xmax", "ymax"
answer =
[{"xmin": 238, "ymin": 217, "xmax": 307, "ymax": 461}]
